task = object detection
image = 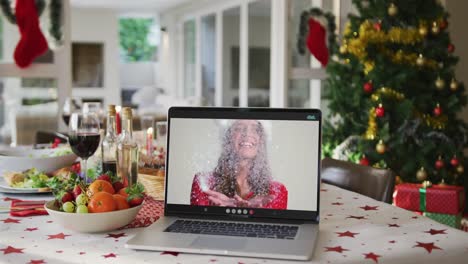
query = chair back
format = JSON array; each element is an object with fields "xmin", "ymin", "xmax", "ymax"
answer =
[{"xmin": 321, "ymin": 157, "xmax": 395, "ymax": 203}]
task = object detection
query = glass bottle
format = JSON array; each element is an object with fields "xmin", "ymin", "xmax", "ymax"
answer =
[
  {"xmin": 116, "ymin": 107, "xmax": 139, "ymax": 186},
  {"xmin": 101, "ymin": 104, "xmax": 117, "ymax": 176}
]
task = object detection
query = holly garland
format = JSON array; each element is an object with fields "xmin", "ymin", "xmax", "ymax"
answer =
[
  {"xmin": 297, "ymin": 7, "xmax": 338, "ymax": 56},
  {"xmin": 0, "ymin": 0, "xmax": 62, "ymax": 43}
]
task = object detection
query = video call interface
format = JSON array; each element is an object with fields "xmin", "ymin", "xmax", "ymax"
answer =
[{"xmin": 166, "ymin": 117, "xmax": 320, "ymax": 212}]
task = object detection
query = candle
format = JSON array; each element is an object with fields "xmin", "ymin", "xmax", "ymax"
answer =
[
  {"xmin": 146, "ymin": 127, "xmax": 154, "ymax": 158},
  {"xmin": 115, "ymin": 106, "xmax": 121, "ymax": 135}
]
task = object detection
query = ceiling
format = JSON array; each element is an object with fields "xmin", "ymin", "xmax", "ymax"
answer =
[{"xmin": 70, "ymin": 0, "xmax": 192, "ymax": 12}]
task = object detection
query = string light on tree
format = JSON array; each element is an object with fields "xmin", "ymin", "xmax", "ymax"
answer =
[
  {"xmin": 388, "ymin": 3, "xmax": 398, "ymax": 16},
  {"xmin": 439, "ymin": 19, "xmax": 448, "ymax": 30},
  {"xmin": 431, "ymin": 21, "xmax": 440, "ymax": 34},
  {"xmin": 376, "ymin": 140, "xmax": 386, "ymax": 154},
  {"xmin": 435, "ymin": 77, "xmax": 445, "ymax": 90},
  {"xmin": 456, "ymin": 165, "xmax": 464, "ymax": 174},
  {"xmin": 433, "ymin": 103, "xmax": 442, "ymax": 116},
  {"xmin": 450, "ymin": 79, "xmax": 458, "ymax": 91},
  {"xmin": 416, "ymin": 167, "xmax": 428, "ymax": 181},
  {"xmin": 375, "ymin": 104, "xmax": 385, "ymax": 117},
  {"xmin": 435, "ymin": 156, "xmax": 444, "ymax": 170}
]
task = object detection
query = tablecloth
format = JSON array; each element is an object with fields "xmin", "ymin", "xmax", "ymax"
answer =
[{"xmin": 1, "ymin": 183, "xmax": 467, "ymax": 264}]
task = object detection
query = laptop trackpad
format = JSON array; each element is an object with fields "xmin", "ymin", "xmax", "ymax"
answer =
[{"xmin": 191, "ymin": 236, "xmax": 246, "ymax": 250}]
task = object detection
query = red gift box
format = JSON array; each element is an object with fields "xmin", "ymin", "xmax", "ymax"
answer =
[{"xmin": 393, "ymin": 183, "xmax": 464, "ymax": 215}]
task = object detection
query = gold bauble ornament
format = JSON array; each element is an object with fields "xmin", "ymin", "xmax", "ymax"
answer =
[
  {"xmin": 418, "ymin": 26, "xmax": 428, "ymax": 37},
  {"xmin": 376, "ymin": 140, "xmax": 386, "ymax": 154},
  {"xmin": 416, "ymin": 167, "xmax": 428, "ymax": 181},
  {"xmin": 431, "ymin": 22, "xmax": 440, "ymax": 34},
  {"xmin": 456, "ymin": 165, "xmax": 464, "ymax": 174},
  {"xmin": 450, "ymin": 79, "xmax": 458, "ymax": 91},
  {"xmin": 339, "ymin": 45, "xmax": 347, "ymax": 54},
  {"xmin": 435, "ymin": 77, "xmax": 445, "ymax": 90},
  {"xmin": 388, "ymin": 3, "xmax": 398, "ymax": 16},
  {"xmin": 416, "ymin": 54, "xmax": 425, "ymax": 66}
]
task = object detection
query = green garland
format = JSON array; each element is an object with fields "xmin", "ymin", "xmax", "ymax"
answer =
[
  {"xmin": 0, "ymin": 0, "xmax": 62, "ymax": 43},
  {"xmin": 297, "ymin": 7, "xmax": 338, "ymax": 57}
]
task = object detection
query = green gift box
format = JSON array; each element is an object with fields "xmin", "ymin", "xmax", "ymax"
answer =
[{"xmin": 424, "ymin": 212, "xmax": 461, "ymax": 228}]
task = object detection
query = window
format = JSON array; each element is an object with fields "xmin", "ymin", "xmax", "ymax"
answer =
[{"xmin": 119, "ymin": 18, "xmax": 158, "ymax": 62}]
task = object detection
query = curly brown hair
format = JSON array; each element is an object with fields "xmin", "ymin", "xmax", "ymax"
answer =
[{"xmin": 212, "ymin": 120, "xmax": 272, "ymax": 197}]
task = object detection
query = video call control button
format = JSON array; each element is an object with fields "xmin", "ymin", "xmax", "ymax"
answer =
[
  {"xmin": 237, "ymin": 209, "xmax": 242, "ymax": 214},
  {"xmin": 243, "ymin": 209, "xmax": 248, "ymax": 215},
  {"xmin": 226, "ymin": 209, "xmax": 230, "ymax": 213}
]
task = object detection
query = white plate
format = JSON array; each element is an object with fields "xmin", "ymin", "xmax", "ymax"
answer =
[{"xmin": 0, "ymin": 178, "xmax": 51, "ymax": 193}]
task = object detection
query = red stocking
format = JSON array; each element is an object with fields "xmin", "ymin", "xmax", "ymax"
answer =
[
  {"xmin": 13, "ymin": 0, "xmax": 48, "ymax": 68},
  {"xmin": 306, "ymin": 18, "xmax": 329, "ymax": 67}
]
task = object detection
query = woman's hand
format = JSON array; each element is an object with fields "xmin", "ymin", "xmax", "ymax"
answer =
[
  {"xmin": 234, "ymin": 194, "xmax": 273, "ymax": 208},
  {"xmin": 205, "ymin": 190, "xmax": 238, "ymax": 207}
]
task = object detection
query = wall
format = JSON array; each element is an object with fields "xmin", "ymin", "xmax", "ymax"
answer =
[
  {"xmin": 120, "ymin": 62, "xmax": 158, "ymax": 88},
  {"xmin": 446, "ymin": 0, "xmax": 468, "ymax": 146},
  {"xmin": 70, "ymin": 8, "xmax": 120, "ymax": 106}
]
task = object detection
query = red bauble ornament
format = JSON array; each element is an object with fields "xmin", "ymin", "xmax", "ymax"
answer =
[
  {"xmin": 448, "ymin": 43, "xmax": 455, "ymax": 53},
  {"xmin": 439, "ymin": 19, "xmax": 448, "ymax": 30},
  {"xmin": 433, "ymin": 104, "xmax": 442, "ymax": 116},
  {"xmin": 435, "ymin": 157, "xmax": 444, "ymax": 170},
  {"xmin": 359, "ymin": 156, "xmax": 370, "ymax": 166},
  {"xmin": 373, "ymin": 21, "xmax": 382, "ymax": 31},
  {"xmin": 375, "ymin": 104, "xmax": 385, "ymax": 117},
  {"xmin": 363, "ymin": 82, "xmax": 373, "ymax": 93},
  {"xmin": 450, "ymin": 156, "xmax": 459, "ymax": 167}
]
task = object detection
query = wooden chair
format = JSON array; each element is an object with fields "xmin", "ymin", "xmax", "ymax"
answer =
[{"xmin": 321, "ymin": 157, "xmax": 396, "ymax": 203}]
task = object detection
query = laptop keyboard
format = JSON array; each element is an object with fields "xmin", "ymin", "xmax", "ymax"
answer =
[{"xmin": 164, "ymin": 220, "xmax": 298, "ymax": 240}]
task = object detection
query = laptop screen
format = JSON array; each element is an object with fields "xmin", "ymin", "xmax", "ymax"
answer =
[{"xmin": 165, "ymin": 107, "xmax": 321, "ymax": 221}]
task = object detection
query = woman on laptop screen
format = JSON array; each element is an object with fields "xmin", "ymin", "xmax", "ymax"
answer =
[{"xmin": 190, "ymin": 120, "xmax": 288, "ymax": 209}]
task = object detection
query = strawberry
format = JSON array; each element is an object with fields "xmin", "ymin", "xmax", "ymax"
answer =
[
  {"xmin": 125, "ymin": 183, "xmax": 145, "ymax": 207},
  {"xmin": 113, "ymin": 181, "xmax": 124, "ymax": 192},
  {"xmin": 129, "ymin": 197, "xmax": 144, "ymax": 207},
  {"xmin": 97, "ymin": 174, "xmax": 111, "ymax": 183},
  {"xmin": 61, "ymin": 192, "xmax": 73, "ymax": 203}
]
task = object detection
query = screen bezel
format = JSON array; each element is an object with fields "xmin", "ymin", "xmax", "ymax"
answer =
[{"xmin": 164, "ymin": 107, "xmax": 321, "ymax": 222}]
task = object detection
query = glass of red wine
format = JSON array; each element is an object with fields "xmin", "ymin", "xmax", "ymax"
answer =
[{"xmin": 68, "ymin": 112, "xmax": 100, "ymax": 183}]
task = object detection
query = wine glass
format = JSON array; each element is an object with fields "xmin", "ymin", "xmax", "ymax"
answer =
[
  {"xmin": 62, "ymin": 97, "xmax": 81, "ymax": 126},
  {"xmin": 82, "ymin": 102, "xmax": 104, "ymax": 128},
  {"xmin": 68, "ymin": 112, "xmax": 101, "ymax": 183}
]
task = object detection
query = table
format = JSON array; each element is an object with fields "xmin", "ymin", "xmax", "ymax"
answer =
[{"xmin": 1, "ymin": 183, "xmax": 467, "ymax": 264}]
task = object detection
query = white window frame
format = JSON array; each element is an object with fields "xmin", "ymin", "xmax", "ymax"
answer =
[{"xmin": 0, "ymin": 0, "xmax": 72, "ymax": 131}]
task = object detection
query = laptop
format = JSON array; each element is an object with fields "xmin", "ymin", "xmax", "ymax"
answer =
[{"xmin": 126, "ymin": 107, "xmax": 321, "ymax": 260}]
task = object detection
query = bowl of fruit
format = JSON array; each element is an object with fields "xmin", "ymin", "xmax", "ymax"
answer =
[{"xmin": 44, "ymin": 172, "xmax": 145, "ymax": 233}]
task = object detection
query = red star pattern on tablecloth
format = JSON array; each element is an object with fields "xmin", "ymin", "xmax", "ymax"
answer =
[
  {"xmin": 364, "ymin": 252, "xmax": 381, "ymax": 263},
  {"xmin": 25, "ymin": 227, "xmax": 38, "ymax": 232},
  {"xmin": 336, "ymin": 231, "xmax": 359, "ymax": 238},
  {"xmin": 0, "ymin": 246, "xmax": 24, "ymax": 254},
  {"xmin": 388, "ymin": 224, "xmax": 400, "ymax": 228},
  {"xmin": 79, "ymin": 252, "xmax": 86, "ymax": 255},
  {"xmin": 161, "ymin": 251, "xmax": 180, "ymax": 256},
  {"xmin": 332, "ymin": 202, "xmax": 343, "ymax": 205},
  {"xmin": 103, "ymin": 253, "xmax": 117, "ymax": 258},
  {"xmin": 325, "ymin": 246, "xmax": 349, "ymax": 253},
  {"xmin": 388, "ymin": 240, "xmax": 396, "ymax": 243},
  {"xmin": 209, "ymin": 259, "xmax": 217, "ymax": 262},
  {"xmin": 424, "ymin": 229, "xmax": 447, "ymax": 235},
  {"xmin": 360, "ymin": 205, "xmax": 378, "ymax": 211},
  {"xmin": 47, "ymin": 233, "xmax": 70, "ymax": 240},
  {"xmin": 1, "ymin": 218, "xmax": 20, "ymax": 223},
  {"xmin": 413, "ymin": 242, "xmax": 442, "ymax": 253},
  {"xmin": 412, "ymin": 216, "xmax": 419, "ymax": 219},
  {"xmin": 106, "ymin": 233, "xmax": 126, "ymax": 238},
  {"xmin": 346, "ymin": 215, "xmax": 367, "ymax": 220},
  {"xmin": 3, "ymin": 197, "xmax": 18, "ymax": 201},
  {"xmin": 28, "ymin": 260, "xmax": 45, "ymax": 264}
]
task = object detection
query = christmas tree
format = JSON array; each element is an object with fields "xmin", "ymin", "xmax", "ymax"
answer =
[{"xmin": 323, "ymin": 0, "xmax": 467, "ymax": 186}]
